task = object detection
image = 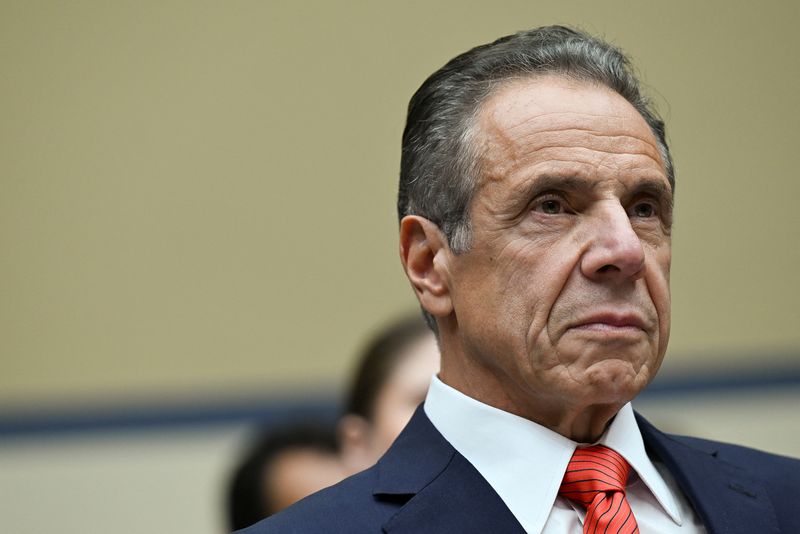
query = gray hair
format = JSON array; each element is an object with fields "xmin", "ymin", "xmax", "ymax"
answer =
[{"xmin": 397, "ymin": 26, "xmax": 674, "ymax": 333}]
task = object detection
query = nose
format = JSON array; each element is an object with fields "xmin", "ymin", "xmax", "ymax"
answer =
[{"xmin": 580, "ymin": 204, "xmax": 646, "ymax": 282}]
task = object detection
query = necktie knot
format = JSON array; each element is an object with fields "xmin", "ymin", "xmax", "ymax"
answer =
[
  {"xmin": 560, "ymin": 445, "xmax": 630, "ymax": 504},
  {"xmin": 559, "ymin": 445, "xmax": 639, "ymax": 534}
]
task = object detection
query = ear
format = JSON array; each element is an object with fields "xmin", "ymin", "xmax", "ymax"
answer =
[
  {"xmin": 399, "ymin": 215, "xmax": 453, "ymax": 319},
  {"xmin": 337, "ymin": 414, "xmax": 374, "ymax": 473}
]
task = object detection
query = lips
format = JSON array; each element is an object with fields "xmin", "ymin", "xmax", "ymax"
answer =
[{"xmin": 568, "ymin": 311, "xmax": 648, "ymax": 332}]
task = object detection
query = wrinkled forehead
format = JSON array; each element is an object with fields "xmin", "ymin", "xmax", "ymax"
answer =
[{"xmin": 472, "ymin": 76, "xmax": 667, "ymax": 183}]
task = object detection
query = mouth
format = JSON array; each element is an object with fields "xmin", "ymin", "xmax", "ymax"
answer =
[{"xmin": 568, "ymin": 311, "xmax": 648, "ymax": 335}]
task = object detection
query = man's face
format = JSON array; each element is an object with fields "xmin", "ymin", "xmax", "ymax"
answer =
[{"xmin": 441, "ymin": 76, "xmax": 672, "ymax": 423}]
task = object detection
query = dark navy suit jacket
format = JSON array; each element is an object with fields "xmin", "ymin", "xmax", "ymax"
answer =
[{"xmin": 239, "ymin": 406, "xmax": 800, "ymax": 533}]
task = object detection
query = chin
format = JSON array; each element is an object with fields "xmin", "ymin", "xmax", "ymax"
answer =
[{"xmin": 582, "ymin": 360, "xmax": 649, "ymax": 404}]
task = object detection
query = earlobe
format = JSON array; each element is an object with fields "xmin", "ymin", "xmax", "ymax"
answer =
[{"xmin": 399, "ymin": 216, "xmax": 453, "ymax": 318}]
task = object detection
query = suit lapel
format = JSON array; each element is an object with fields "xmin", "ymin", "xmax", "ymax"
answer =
[
  {"xmin": 375, "ymin": 407, "xmax": 782, "ymax": 533},
  {"xmin": 637, "ymin": 413, "xmax": 780, "ymax": 534},
  {"xmin": 382, "ymin": 452, "xmax": 526, "ymax": 534},
  {"xmin": 374, "ymin": 406, "xmax": 525, "ymax": 534}
]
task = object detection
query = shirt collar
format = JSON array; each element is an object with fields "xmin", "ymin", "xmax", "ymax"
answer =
[
  {"xmin": 424, "ymin": 376, "xmax": 576, "ymax": 533},
  {"xmin": 602, "ymin": 402, "xmax": 683, "ymax": 525},
  {"xmin": 424, "ymin": 376, "xmax": 682, "ymax": 531}
]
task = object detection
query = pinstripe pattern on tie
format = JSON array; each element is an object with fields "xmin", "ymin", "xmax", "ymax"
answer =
[{"xmin": 559, "ymin": 445, "xmax": 639, "ymax": 534}]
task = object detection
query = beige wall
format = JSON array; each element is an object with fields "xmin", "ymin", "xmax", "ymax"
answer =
[{"xmin": 3, "ymin": 2, "xmax": 799, "ymax": 403}]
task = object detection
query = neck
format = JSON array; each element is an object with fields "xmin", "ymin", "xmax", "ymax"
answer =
[
  {"xmin": 439, "ymin": 368, "xmax": 622, "ymax": 442},
  {"xmin": 437, "ymin": 329, "xmax": 627, "ymax": 442}
]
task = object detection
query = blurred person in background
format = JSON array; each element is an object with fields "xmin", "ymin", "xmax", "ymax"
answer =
[
  {"xmin": 227, "ymin": 315, "xmax": 439, "ymax": 530},
  {"xmin": 226, "ymin": 421, "xmax": 344, "ymax": 531},
  {"xmin": 338, "ymin": 315, "xmax": 440, "ymax": 475}
]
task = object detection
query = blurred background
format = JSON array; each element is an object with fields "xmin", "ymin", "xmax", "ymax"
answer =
[{"xmin": 2, "ymin": 1, "xmax": 799, "ymax": 533}]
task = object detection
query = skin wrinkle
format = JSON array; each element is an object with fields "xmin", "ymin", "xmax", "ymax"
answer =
[
  {"xmin": 425, "ymin": 76, "xmax": 671, "ymax": 441},
  {"xmin": 512, "ymin": 130, "xmax": 659, "ymax": 159},
  {"xmin": 473, "ymin": 75, "xmax": 675, "ymax": 184},
  {"xmin": 490, "ymin": 148, "xmax": 664, "ymax": 182},
  {"xmin": 482, "ymin": 144, "xmax": 651, "ymax": 184},
  {"xmin": 478, "ymin": 88, "xmax": 665, "ymax": 187},
  {"xmin": 527, "ymin": 195, "xmax": 657, "ymax": 375},
  {"xmin": 517, "ymin": 176, "xmax": 672, "ymax": 225},
  {"xmin": 520, "ymin": 193, "xmax": 660, "ymax": 360},
  {"xmin": 481, "ymin": 153, "xmax": 667, "ymax": 214},
  {"xmin": 485, "ymin": 114, "xmax": 662, "ymax": 160}
]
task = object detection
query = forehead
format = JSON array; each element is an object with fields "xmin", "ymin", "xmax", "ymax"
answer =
[{"xmin": 473, "ymin": 76, "xmax": 667, "ymax": 189}]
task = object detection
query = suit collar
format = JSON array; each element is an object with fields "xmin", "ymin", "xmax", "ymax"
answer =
[
  {"xmin": 373, "ymin": 404, "xmax": 454, "ymax": 496},
  {"xmin": 374, "ymin": 405, "xmax": 525, "ymax": 533},
  {"xmin": 382, "ymin": 452, "xmax": 526, "ymax": 533},
  {"xmin": 373, "ymin": 406, "xmax": 782, "ymax": 534},
  {"xmin": 636, "ymin": 413, "xmax": 781, "ymax": 534}
]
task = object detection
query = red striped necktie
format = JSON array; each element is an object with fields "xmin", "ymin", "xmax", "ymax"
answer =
[{"xmin": 559, "ymin": 445, "xmax": 639, "ymax": 534}]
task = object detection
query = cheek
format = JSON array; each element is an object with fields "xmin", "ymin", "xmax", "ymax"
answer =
[
  {"xmin": 649, "ymin": 245, "xmax": 672, "ymax": 312},
  {"xmin": 656, "ymin": 287, "xmax": 671, "ymax": 349},
  {"xmin": 644, "ymin": 244, "xmax": 672, "ymax": 354},
  {"xmin": 529, "ymin": 244, "xmax": 587, "ymax": 329},
  {"xmin": 505, "ymin": 238, "xmax": 580, "ymax": 308}
]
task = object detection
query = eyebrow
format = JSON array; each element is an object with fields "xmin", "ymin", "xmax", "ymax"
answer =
[
  {"xmin": 524, "ymin": 174, "xmax": 602, "ymax": 196},
  {"xmin": 522, "ymin": 174, "xmax": 673, "ymax": 206}
]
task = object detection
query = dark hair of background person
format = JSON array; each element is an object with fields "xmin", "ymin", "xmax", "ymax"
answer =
[
  {"xmin": 226, "ymin": 421, "xmax": 338, "ymax": 531},
  {"xmin": 343, "ymin": 315, "xmax": 431, "ymax": 421},
  {"xmin": 397, "ymin": 25, "xmax": 674, "ymax": 332}
]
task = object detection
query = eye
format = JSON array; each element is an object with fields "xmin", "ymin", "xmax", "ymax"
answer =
[
  {"xmin": 533, "ymin": 197, "xmax": 567, "ymax": 215},
  {"xmin": 630, "ymin": 201, "xmax": 656, "ymax": 218}
]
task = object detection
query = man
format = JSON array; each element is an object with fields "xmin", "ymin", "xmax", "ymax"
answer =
[{"xmin": 240, "ymin": 26, "xmax": 800, "ymax": 533}]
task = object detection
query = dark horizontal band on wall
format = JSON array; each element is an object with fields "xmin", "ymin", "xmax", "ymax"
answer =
[{"xmin": 2, "ymin": 364, "xmax": 799, "ymax": 439}]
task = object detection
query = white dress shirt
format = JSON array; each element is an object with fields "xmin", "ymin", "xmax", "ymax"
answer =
[{"xmin": 424, "ymin": 376, "xmax": 707, "ymax": 533}]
